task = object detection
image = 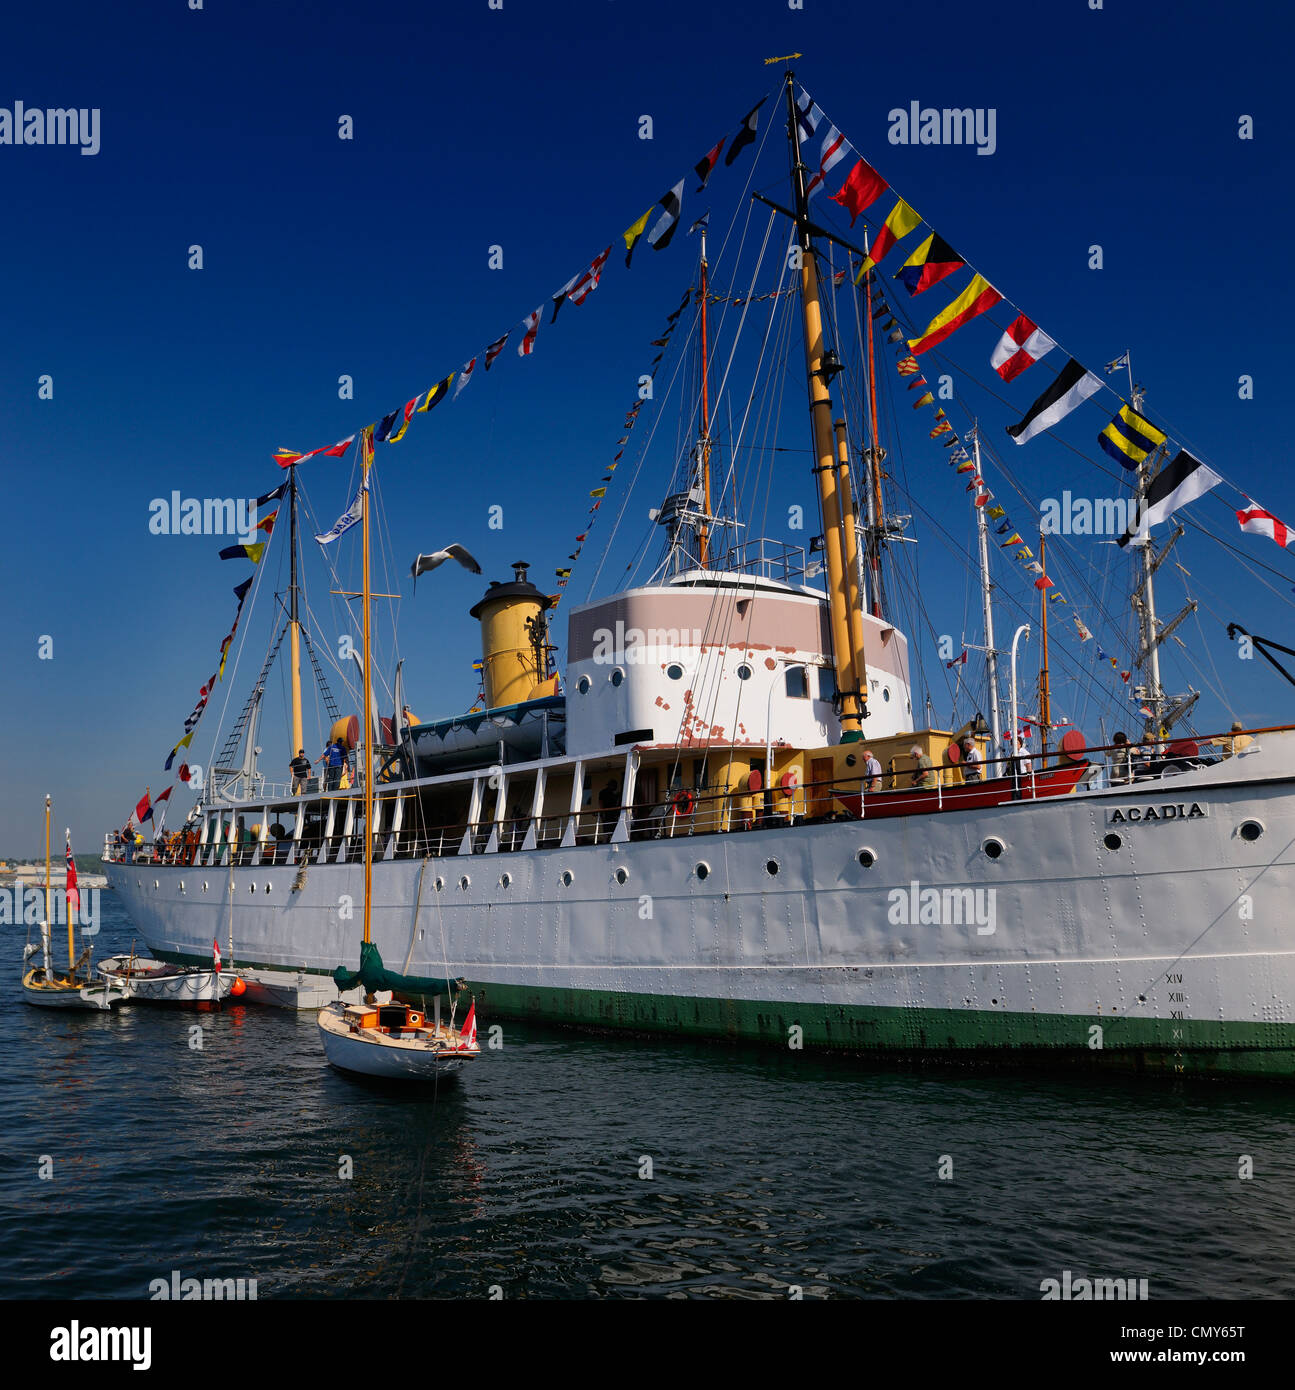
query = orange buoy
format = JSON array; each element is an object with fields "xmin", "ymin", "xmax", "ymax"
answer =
[{"xmin": 229, "ymin": 976, "xmax": 247, "ymax": 997}]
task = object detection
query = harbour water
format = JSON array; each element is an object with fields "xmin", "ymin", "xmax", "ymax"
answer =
[{"xmin": 4, "ymin": 895, "xmax": 1294, "ymax": 1301}]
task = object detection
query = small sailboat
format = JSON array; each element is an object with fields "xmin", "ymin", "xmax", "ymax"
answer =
[
  {"xmin": 317, "ymin": 433, "xmax": 481, "ymax": 1080},
  {"xmin": 22, "ymin": 800, "xmax": 128, "ymax": 1010},
  {"xmin": 97, "ymin": 939, "xmax": 240, "ymax": 1008}
]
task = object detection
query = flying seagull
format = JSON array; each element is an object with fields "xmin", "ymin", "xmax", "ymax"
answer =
[{"xmin": 410, "ymin": 544, "xmax": 482, "ymax": 583}]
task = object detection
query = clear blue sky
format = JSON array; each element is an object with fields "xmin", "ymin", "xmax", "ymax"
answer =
[{"xmin": 1, "ymin": 0, "xmax": 1291, "ymax": 854}]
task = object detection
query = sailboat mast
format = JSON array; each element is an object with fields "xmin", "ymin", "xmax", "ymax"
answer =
[
  {"xmin": 971, "ymin": 428, "xmax": 1001, "ymax": 751},
  {"xmin": 698, "ymin": 228, "xmax": 713, "ymax": 567},
  {"xmin": 360, "ymin": 430, "xmax": 374, "ymax": 951},
  {"xmin": 1038, "ymin": 529, "xmax": 1052, "ymax": 760},
  {"xmin": 784, "ymin": 69, "xmax": 865, "ymax": 739},
  {"xmin": 287, "ymin": 464, "xmax": 305, "ymax": 761}
]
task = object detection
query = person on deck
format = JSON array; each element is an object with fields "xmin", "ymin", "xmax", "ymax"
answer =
[
  {"xmin": 122, "ymin": 821, "xmax": 135, "ymax": 863},
  {"xmin": 1214, "ymin": 721, "xmax": 1253, "ymax": 759},
  {"xmin": 959, "ymin": 735, "xmax": 983, "ymax": 783},
  {"xmin": 290, "ymin": 748, "xmax": 312, "ymax": 794},
  {"xmin": 910, "ymin": 745, "xmax": 938, "ymax": 791},
  {"xmin": 320, "ymin": 739, "xmax": 344, "ymax": 791},
  {"xmin": 862, "ymin": 749, "xmax": 883, "ymax": 793},
  {"xmin": 1108, "ymin": 731, "xmax": 1135, "ymax": 785}
]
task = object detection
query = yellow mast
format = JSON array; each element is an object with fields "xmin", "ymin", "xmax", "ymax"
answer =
[
  {"xmin": 834, "ymin": 418, "xmax": 869, "ymax": 716},
  {"xmin": 785, "ymin": 71, "xmax": 865, "ymax": 739},
  {"xmin": 359, "ymin": 428, "xmax": 375, "ymax": 952},
  {"xmin": 288, "ymin": 465, "xmax": 304, "ymax": 762}
]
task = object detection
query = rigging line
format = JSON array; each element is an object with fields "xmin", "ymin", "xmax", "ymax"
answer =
[
  {"xmin": 198, "ymin": 519, "xmax": 283, "ymax": 778},
  {"xmin": 583, "ymin": 289, "xmax": 701, "ymax": 597}
]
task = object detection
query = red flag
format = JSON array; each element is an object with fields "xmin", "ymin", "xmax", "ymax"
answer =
[
  {"xmin": 459, "ymin": 1001, "xmax": 477, "ymax": 1050},
  {"xmin": 213, "ymin": 939, "xmax": 221, "ymax": 973},
  {"xmin": 65, "ymin": 832, "xmax": 80, "ymax": 916},
  {"xmin": 829, "ymin": 158, "xmax": 887, "ymax": 225},
  {"xmin": 178, "ymin": 764, "xmax": 192, "ymax": 783},
  {"xmin": 156, "ymin": 787, "xmax": 173, "ymax": 806},
  {"xmin": 135, "ymin": 792, "xmax": 152, "ymax": 823},
  {"xmin": 1237, "ymin": 501, "xmax": 1295, "ymax": 550},
  {"xmin": 1034, "ymin": 575, "xmax": 1055, "ymax": 590}
]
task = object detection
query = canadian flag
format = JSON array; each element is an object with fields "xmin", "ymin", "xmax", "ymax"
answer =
[
  {"xmin": 213, "ymin": 939, "xmax": 221, "ymax": 973},
  {"xmin": 1237, "ymin": 500, "xmax": 1294, "ymax": 550},
  {"xmin": 991, "ymin": 313, "xmax": 1056, "ymax": 383},
  {"xmin": 458, "ymin": 1001, "xmax": 477, "ymax": 1050}
]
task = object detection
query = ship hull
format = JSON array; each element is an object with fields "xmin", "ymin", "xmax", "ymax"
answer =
[{"xmin": 105, "ymin": 737, "xmax": 1295, "ymax": 1077}]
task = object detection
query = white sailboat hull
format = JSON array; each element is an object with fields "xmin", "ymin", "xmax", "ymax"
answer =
[
  {"xmin": 22, "ymin": 968, "xmax": 129, "ymax": 1010},
  {"xmin": 316, "ymin": 1002, "xmax": 473, "ymax": 1079},
  {"xmin": 106, "ymin": 735, "xmax": 1295, "ymax": 1076}
]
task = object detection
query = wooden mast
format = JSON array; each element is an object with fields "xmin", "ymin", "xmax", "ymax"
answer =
[
  {"xmin": 288, "ymin": 463, "xmax": 304, "ymax": 762},
  {"xmin": 784, "ymin": 69, "xmax": 865, "ymax": 739},
  {"xmin": 862, "ymin": 266, "xmax": 886, "ymax": 618},
  {"xmin": 359, "ymin": 427, "xmax": 375, "ymax": 958},
  {"xmin": 1038, "ymin": 529, "xmax": 1052, "ymax": 761},
  {"xmin": 698, "ymin": 227, "xmax": 713, "ymax": 567}
]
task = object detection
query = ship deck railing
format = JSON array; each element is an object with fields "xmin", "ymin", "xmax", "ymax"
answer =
[{"xmin": 102, "ymin": 727, "xmax": 1266, "ymax": 869}]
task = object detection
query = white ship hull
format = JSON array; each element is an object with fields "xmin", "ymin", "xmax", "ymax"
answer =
[{"xmin": 105, "ymin": 735, "xmax": 1295, "ymax": 1077}]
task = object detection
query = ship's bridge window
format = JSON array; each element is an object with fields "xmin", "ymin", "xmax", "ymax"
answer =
[
  {"xmin": 785, "ymin": 667, "xmax": 809, "ymax": 699},
  {"xmin": 818, "ymin": 667, "xmax": 836, "ymax": 701}
]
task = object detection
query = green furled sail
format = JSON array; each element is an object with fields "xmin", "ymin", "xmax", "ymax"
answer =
[{"xmin": 333, "ymin": 940, "xmax": 460, "ymax": 996}]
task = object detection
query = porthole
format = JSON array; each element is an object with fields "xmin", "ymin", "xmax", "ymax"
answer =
[
  {"xmin": 561, "ymin": 869, "xmax": 574, "ymax": 887},
  {"xmin": 179, "ymin": 881, "xmax": 186, "ymax": 894},
  {"xmin": 666, "ymin": 663, "xmax": 684, "ymax": 680},
  {"xmin": 500, "ymin": 872, "xmax": 512, "ymax": 888},
  {"xmin": 736, "ymin": 663, "xmax": 753, "ymax": 680},
  {"xmin": 610, "ymin": 667, "xmax": 625, "ymax": 687},
  {"xmin": 434, "ymin": 876, "xmax": 445, "ymax": 892},
  {"xmin": 982, "ymin": 837, "xmax": 1005, "ymax": 860},
  {"xmin": 695, "ymin": 862, "xmax": 710, "ymax": 880},
  {"xmin": 882, "ymin": 687, "xmax": 891, "ymax": 702},
  {"xmin": 136, "ymin": 879, "xmax": 142, "ymax": 888},
  {"xmin": 765, "ymin": 859, "xmax": 780, "ymax": 876},
  {"xmin": 153, "ymin": 879, "xmax": 160, "ymax": 890},
  {"xmin": 202, "ymin": 881, "xmax": 209, "ymax": 893},
  {"xmin": 264, "ymin": 882, "xmax": 272, "ymax": 893},
  {"xmin": 614, "ymin": 866, "xmax": 629, "ymax": 886},
  {"xmin": 857, "ymin": 848, "xmax": 876, "ymax": 869},
  {"xmin": 248, "ymin": 882, "xmax": 256, "ymax": 893},
  {"xmin": 1240, "ymin": 820, "xmax": 1264, "ymax": 842},
  {"xmin": 576, "ymin": 674, "xmax": 592, "ymax": 694},
  {"xmin": 1103, "ymin": 832, "xmax": 1122, "ymax": 851},
  {"xmin": 459, "ymin": 875, "xmax": 470, "ymax": 890}
]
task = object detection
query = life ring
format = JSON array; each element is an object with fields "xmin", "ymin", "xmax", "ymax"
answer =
[{"xmin": 672, "ymin": 789, "xmax": 695, "ymax": 816}]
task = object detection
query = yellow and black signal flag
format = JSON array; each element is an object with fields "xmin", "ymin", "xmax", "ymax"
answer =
[
  {"xmin": 1098, "ymin": 404, "xmax": 1166, "ymax": 472},
  {"xmin": 623, "ymin": 204, "xmax": 654, "ymax": 268},
  {"xmin": 555, "ymin": 568, "xmax": 572, "ymax": 579},
  {"xmin": 416, "ymin": 373, "xmax": 455, "ymax": 413},
  {"xmin": 857, "ymin": 199, "xmax": 921, "ymax": 282}
]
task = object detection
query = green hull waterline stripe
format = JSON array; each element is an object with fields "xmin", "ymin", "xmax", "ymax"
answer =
[{"xmin": 153, "ymin": 949, "xmax": 1295, "ymax": 1077}]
